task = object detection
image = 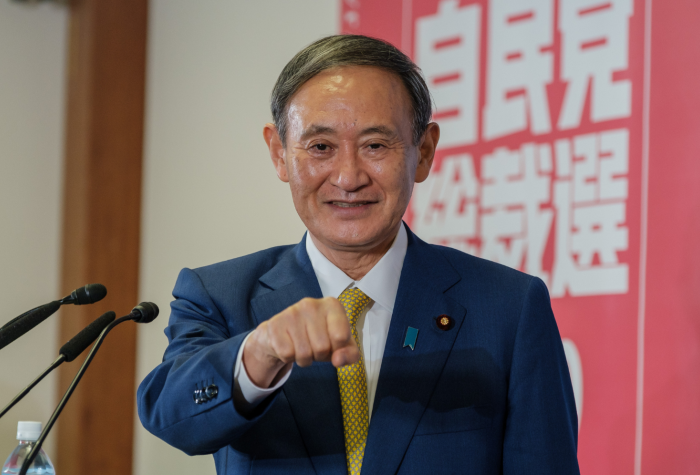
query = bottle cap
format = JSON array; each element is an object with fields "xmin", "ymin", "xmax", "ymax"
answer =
[{"xmin": 17, "ymin": 421, "xmax": 42, "ymax": 441}]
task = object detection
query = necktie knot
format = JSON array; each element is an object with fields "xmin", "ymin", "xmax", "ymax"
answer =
[{"xmin": 338, "ymin": 288, "xmax": 371, "ymax": 329}]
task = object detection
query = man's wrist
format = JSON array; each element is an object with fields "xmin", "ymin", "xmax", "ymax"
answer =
[
  {"xmin": 242, "ymin": 329, "xmax": 290, "ymax": 389},
  {"xmin": 234, "ymin": 333, "xmax": 292, "ymax": 411}
]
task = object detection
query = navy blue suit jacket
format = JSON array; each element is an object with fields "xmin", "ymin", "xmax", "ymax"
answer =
[{"xmin": 137, "ymin": 227, "xmax": 580, "ymax": 474}]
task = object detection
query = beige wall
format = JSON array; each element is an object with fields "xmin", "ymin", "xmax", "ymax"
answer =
[
  {"xmin": 0, "ymin": 1, "xmax": 67, "ymax": 462},
  {"xmin": 134, "ymin": 1, "xmax": 339, "ymax": 473}
]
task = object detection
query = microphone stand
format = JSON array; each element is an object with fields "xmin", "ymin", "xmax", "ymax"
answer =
[
  {"xmin": 19, "ymin": 314, "xmax": 134, "ymax": 475},
  {"xmin": 0, "ymin": 310, "xmax": 115, "ymax": 420},
  {"xmin": 0, "ymin": 355, "xmax": 65, "ymax": 419}
]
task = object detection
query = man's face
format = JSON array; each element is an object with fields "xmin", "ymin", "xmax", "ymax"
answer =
[{"xmin": 266, "ymin": 66, "xmax": 437, "ymax": 253}]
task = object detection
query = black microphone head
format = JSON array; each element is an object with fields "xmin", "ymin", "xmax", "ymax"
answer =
[
  {"xmin": 59, "ymin": 311, "xmax": 116, "ymax": 362},
  {"xmin": 131, "ymin": 302, "xmax": 159, "ymax": 323},
  {"xmin": 71, "ymin": 284, "xmax": 107, "ymax": 305}
]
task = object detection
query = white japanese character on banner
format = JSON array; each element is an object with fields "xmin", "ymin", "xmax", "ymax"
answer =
[
  {"xmin": 411, "ymin": 154, "xmax": 479, "ymax": 253},
  {"xmin": 416, "ymin": 0, "xmax": 481, "ymax": 148},
  {"xmin": 481, "ymin": 143, "xmax": 553, "ymax": 280},
  {"xmin": 558, "ymin": 0, "xmax": 634, "ymax": 129},
  {"xmin": 550, "ymin": 129, "xmax": 630, "ymax": 297},
  {"xmin": 483, "ymin": 0, "xmax": 554, "ymax": 140}
]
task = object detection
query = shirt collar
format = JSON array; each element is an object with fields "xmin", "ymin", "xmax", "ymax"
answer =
[{"xmin": 305, "ymin": 224, "xmax": 408, "ymax": 312}]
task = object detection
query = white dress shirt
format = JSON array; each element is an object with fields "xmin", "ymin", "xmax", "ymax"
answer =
[{"xmin": 233, "ymin": 225, "xmax": 408, "ymax": 419}]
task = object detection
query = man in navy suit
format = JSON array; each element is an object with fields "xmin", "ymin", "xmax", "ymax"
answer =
[{"xmin": 138, "ymin": 35, "xmax": 580, "ymax": 474}]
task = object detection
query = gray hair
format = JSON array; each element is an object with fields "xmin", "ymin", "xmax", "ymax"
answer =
[{"xmin": 271, "ymin": 34, "xmax": 432, "ymax": 146}]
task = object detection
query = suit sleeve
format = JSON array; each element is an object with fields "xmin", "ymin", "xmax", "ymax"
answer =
[
  {"xmin": 502, "ymin": 277, "xmax": 581, "ymax": 474},
  {"xmin": 136, "ymin": 267, "xmax": 279, "ymax": 455}
]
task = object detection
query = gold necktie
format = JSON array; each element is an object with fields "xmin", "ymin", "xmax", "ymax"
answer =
[{"xmin": 337, "ymin": 288, "xmax": 372, "ymax": 475}]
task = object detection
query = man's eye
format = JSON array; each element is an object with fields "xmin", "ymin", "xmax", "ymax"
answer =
[
  {"xmin": 368, "ymin": 143, "xmax": 383, "ymax": 150},
  {"xmin": 312, "ymin": 143, "xmax": 329, "ymax": 151}
]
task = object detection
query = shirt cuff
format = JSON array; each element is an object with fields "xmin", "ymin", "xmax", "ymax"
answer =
[{"xmin": 233, "ymin": 332, "xmax": 292, "ymax": 412}]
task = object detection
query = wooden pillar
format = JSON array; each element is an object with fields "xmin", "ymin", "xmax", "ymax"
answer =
[{"xmin": 57, "ymin": 0, "xmax": 147, "ymax": 474}]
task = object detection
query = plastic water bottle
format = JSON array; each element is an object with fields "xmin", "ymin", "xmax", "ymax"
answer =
[{"xmin": 1, "ymin": 421, "xmax": 55, "ymax": 475}]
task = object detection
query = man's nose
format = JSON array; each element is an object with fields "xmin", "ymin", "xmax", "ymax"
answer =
[{"xmin": 330, "ymin": 145, "xmax": 370, "ymax": 192}]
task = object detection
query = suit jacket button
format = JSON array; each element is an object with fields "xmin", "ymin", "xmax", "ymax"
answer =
[{"xmin": 205, "ymin": 384, "xmax": 218, "ymax": 400}]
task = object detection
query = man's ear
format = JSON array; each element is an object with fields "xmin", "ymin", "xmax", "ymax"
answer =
[
  {"xmin": 415, "ymin": 122, "xmax": 440, "ymax": 183},
  {"xmin": 263, "ymin": 123, "xmax": 289, "ymax": 183}
]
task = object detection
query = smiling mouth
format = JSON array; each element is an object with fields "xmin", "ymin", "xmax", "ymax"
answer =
[{"xmin": 329, "ymin": 201, "xmax": 373, "ymax": 208}]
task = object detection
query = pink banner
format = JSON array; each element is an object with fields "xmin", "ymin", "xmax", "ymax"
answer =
[{"xmin": 342, "ymin": 0, "xmax": 700, "ymax": 473}]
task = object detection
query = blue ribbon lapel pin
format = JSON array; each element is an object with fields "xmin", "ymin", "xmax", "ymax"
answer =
[{"xmin": 403, "ymin": 326, "xmax": 419, "ymax": 350}]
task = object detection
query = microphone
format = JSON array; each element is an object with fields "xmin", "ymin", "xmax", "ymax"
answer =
[
  {"xmin": 130, "ymin": 301, "xmax": 159, "ymax": 323},
  {"xmin": 0, "ymin": 283, "xmax": 107, "ymax": 351},
  {"xmin": 0, "ymin": 284, "xmax": 107, "ymax": 331},
  {"xmin": 0, "ymin": 311, "xmax": 116, "ymax": 420},
  {"xmin": 59, "ymin": 283, "xmax": 107, "ymax": 306},
  {"xmin": 19, "ymin": 302, "xmax": 159, "ymax": 475},
  {"xmin": 0, "ymin": 302, "xmax": 61, "ymax": 351},
  {"xmin": 60, "ymin": 310, "xmax": 117, "ymax": 361}
]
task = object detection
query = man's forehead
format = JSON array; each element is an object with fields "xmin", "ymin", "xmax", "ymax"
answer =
[{"xmin": 286, "ymin": 67, "xmax": 412, "ymax": 141}]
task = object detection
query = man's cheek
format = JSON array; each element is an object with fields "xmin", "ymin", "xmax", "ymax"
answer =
[{"xmin": 293, "ymin": 162, "xmax": 327, "ymax": 185}]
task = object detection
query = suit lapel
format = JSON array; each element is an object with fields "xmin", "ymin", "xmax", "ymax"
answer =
[
  {"xmin": 361, "ymin": 229, "xmax": 466, "ymax": 475},
  {"xmin": 250, "ymin": 236, "xmax": 347, "ymax": 475}
]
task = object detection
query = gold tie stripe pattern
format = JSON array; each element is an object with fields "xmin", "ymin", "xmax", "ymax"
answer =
[{"xmin": 337, "ymin": 288, "xmax": 372, "ymax": 475}]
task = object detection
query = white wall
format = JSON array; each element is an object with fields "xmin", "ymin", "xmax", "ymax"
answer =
[
  {"xmin": 0, "ymin": 1, "xmax": 67, "ymax": 463},
  {"xmin": 135, "ymin": 1, "xmax": 339, "ymax": 473}
]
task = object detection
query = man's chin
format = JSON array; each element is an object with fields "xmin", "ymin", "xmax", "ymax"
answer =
[{"xmin": 309, "ymin": 223, "xmax": 399, "ymax": 252}]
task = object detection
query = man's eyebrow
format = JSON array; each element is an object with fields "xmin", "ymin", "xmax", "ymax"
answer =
[
  {"xmin": 359, "ymin": 125, "xmax": 398, "ymax": 138},
  {"xmin": 299, "ymin": 125, "xmax": 336, "ymax": 142}
]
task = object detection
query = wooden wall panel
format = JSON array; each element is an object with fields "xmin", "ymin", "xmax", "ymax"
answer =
[{"xmin": 57, "ymin": 1, "xmax": 147, "ymax": 474}]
